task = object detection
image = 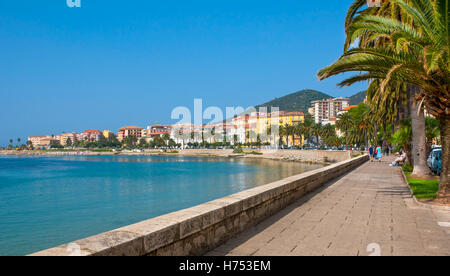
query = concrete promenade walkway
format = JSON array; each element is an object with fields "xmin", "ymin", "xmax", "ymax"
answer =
[{"xmin": 207, "ymin": 158, "xmax": 450, "ymax": 256}]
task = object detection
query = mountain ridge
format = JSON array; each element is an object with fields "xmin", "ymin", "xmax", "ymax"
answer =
[{"xmin": 255, "ymin": 89, "xmax": 366, "ymax": 114}]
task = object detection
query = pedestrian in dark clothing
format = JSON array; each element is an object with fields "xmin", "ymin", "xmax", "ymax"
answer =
[{"xmin": 369, "ymin": 146, "xmax": 374, "ymax": 161}]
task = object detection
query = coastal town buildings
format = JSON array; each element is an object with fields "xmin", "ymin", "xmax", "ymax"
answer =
[
  {"xmin": 310, "ymin": 97, "xmax": 350, "ymax": 124},
  {"xmin": 28, "ymin": 135, "xmax": 61, "ymax": 148},
  {"xmin": 80, "ymin": 129, "xmax": 103, "ymax": 142},
  {"xmin": 279, "ymin": 111, "xmax": 305, "ymax": 146},
  {"xmin": 170, "ymin": 124, "xmax": 195, "ymax": 146},
  {"xmin": 229, "ymin": 111, "xmax": 305, "ymax": 146},
  {"xmin": 142, "ymin": 125, "xmax": 172, "ymax": 143},
  {"xmin": 117, "ymin": 126, "xmax": 143, "ymax": 142},
  {"xmin": 60, "ymin": 133, "xmax": 79, "ymax": 146},
  {"xmin": 247, "ymin": 114, "xmax": 260, "ymax": 143},
  {"xmin": 102, "ymin": 130, "xmax": 114, "ymax": 139},
  {"xmin": 26, "ymin": 109, "xmax": 309, "ymax": 148},
  {"xmin": 230, "ymin": 115, "xmax": 249, "ymax": 145}
]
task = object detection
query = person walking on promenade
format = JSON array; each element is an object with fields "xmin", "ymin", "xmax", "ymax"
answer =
[
  {"xmin": 369, "ymin": 145, "xmax": 374, "ymax": 162},
  {"xmin": 375, "ymin": 145, "xmax": 383, "ymax": 162}
]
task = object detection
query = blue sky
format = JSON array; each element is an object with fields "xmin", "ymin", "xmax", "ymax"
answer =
[{"xmin": 0, "ymin": 0, "xmax": 366, "ymax": 146}]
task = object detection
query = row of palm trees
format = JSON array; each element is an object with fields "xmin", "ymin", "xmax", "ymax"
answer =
[
  {"xmin": 278, "ymin": 114, "xmax": 341, "ymax": 147},
  {"xmin": 318, "ymin": 0, "xmax": 449, "ymax": 201},
  {"xmin": 277, "ymin": 108, "xmax": 378, "ymax": 149},
  {"xmin": 8, "ymin": 138, "xmax": 21, "ymax": 147}
]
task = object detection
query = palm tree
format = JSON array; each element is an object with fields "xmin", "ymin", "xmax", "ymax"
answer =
[
  {"xmin": 162, "ymin": 133, "xmax": 171, "ymax": 147},
  {"xmin": 312, "ymin": 123, "xmax": 323, "ymax": 146},
  {"xmin": 320, "ymin": 124, "xmax": 337, "ymax": 143},
  {"xmin": 302, "ymin": 114, "xmax": 314, "ymax": 146},
  {"xmin": 278, "ymin": 125, "xmax": 285, "ymax": 147},
  {"xmin": 294, "ymin": 123, "xmax": 305, "ymax": 147},
  {"xmin": 344, "ymin": 0, "xmax": 429, "ymax": 176},
  {"xmin": 9, "ymin": 139, "xmax": 13, "ymax": 146},
  {"xmin": 66, "ymin": 138, "xmax": 72, "ymax": 147},
  {"xmin": 178, "ymin": 129, "xmax": 185, "ymax": 148},
  {"xmin": 336, "ymin": 112, "xmax": 352, "ymax": 149},
  {"xmin": 284, "ymin": 124, "xmax": 295, "ymax": 147},
  {"xmin": 318, "ymin": 0, "xmax": 449, "ymax": 200}
]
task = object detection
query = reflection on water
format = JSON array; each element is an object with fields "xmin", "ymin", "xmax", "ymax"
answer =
[{"xmin": 0, "ymin": 155, "xmax": 323, "ymax": 256}]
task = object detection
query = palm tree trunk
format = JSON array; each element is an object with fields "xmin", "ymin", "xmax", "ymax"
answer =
[
  {"xmin": 408, "ymin": 85, "xmax": 430, "ymax": 177},
  {"xmin": 437, "ymin": 113, "xmax": 450, "ymax": 202}
]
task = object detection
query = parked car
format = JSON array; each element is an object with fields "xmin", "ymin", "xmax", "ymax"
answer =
[
  {"xmin": 436, "ymin": 154, "xmax": 442, "ymax": 176},
  {"xmin": 427, "ymin": 148, "xmax": 442, "ymax": 174}
]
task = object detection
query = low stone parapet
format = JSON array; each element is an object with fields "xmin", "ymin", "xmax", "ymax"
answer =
[{"xmin": 30, "ymin": 154, "xmax": 369, "ymax": 256}]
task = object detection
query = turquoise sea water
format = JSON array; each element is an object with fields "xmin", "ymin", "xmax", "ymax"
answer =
[{"xmin": 0, "ymin": 155, "xmax": 323, "ymax": 256}]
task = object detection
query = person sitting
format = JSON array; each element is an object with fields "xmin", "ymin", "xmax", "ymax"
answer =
[{"xmin": 390, "ymin": 151, "xmax": 406, "ymax": 167}]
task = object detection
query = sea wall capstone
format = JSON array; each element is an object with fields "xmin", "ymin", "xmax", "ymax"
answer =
[
  {"xmin": 257, "ymin": 149, "xmax": 353, "ymax": 163},
  {"xmin": 30, "ymin": 154, "xmax": 369, "ymax": 256}
]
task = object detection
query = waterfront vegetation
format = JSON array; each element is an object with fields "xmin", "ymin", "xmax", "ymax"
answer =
[
  {"xmin": 407, "ymin": 177, "xmax": 440, "ymax": 199},
  {"xmin": 318, "ymin": 0, "xmax": 448, "ymax": 202},
  {"xmin": 404, "ymin": 163, "xmax": 440, "ymax": 199}
]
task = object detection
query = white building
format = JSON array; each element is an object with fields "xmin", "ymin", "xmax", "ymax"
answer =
[{"xmin": 311, "ymin": 97, "xmax": 350, "ymax": 124}]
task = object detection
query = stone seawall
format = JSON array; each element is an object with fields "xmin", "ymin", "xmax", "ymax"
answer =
[
  {"xmin": 30, "ymin": 155, "xmax": 369, "ymax": 256},
  {"xmin": 257, "ymin": 150, "xmax": 353, "ymax": 163}
]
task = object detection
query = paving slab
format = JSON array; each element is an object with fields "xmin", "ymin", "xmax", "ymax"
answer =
[{"xmin": 206, "ymin": 159, "xmax": 450, "ymax": 256}]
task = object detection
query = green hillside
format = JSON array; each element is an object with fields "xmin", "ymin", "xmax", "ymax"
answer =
[
  {"xmin": 254, "ymin": 89, "xmax": 366, "ymax": 113},
  {"xmin": 255, "ymin": 89, "xmax": 332, "ymax": 113},
  {"xmin": 349, "ymin": 91, "xmax": 366, "ymax": 106}
]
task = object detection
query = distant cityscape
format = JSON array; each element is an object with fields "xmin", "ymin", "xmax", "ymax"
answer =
[{"xmin": 23, "ymin": 97, "xmax": 359, "ymax": 149}]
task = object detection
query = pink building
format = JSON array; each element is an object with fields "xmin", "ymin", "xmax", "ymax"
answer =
[{"xmin": 80, "ymin": 129, "xmax": 103, "ymax": 142}]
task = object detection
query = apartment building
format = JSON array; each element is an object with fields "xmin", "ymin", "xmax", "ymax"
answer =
[
  {"xmin": 28, "ymin": 135, "xmax": 61, "ymax": 148},
  {"xmin": 117, "ymin": 126, "xmax": 143, "ymax": 142},
  {"xmin": 60, "ymin": 133, "xmax": 79, "ymax": 146},
  {"xmin": 311, "ymin": 97, "xmax": 350, "ymax": 124},
  {"xmin": 80, "ymin": 129, "xmax": 103, "ymax": 142}
]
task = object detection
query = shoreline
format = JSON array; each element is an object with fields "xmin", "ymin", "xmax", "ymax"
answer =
[
  {"xmin": 0, "ymin": 149, "xmax": 357, "ymax": 165},
  {"xmin": 29, "ymin": 155, "xmax": 369, "ymax": 256}
]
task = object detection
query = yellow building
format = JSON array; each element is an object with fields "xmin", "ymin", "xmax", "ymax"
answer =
[
  {"xmin": 256, "ymin": 113, "xmax": 272, "ymax": 144},
  {"xmin": 277, "ymin": 112, "xmax": 305, "ymax": 146},
  {"xmin": 244, "ymin": 111, "xmax": 305, "ymax": 146},
  {"xmin": 246, "ymin": 115, "xmax": 259, "ymax": 143},
  {"xmin": 231, "ymin": 111, "xmax": 305, "ymax": 146},
  {"xmin": 103, "ymin": 130, "xmax": 114, "ymax": 139}
]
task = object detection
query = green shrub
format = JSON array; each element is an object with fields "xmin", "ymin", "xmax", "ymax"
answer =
[
  {"xmin": 403, "ymin": 164, "xmax": 413, "ymax": 174},
  {"xmin": 245, "ymin": 151, "xmax": 263, "ymax": 155},
  {"xmin": 407, "ymin": 177, "xmax": 439, "ymax": 199},
  {"xmin": 233, "ymin": 147, "xmax": 244, "ymax": 154}
]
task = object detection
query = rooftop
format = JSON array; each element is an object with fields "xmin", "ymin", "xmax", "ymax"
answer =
[
  {"xmin": 343, "ymin": 105, "xmax": 358, "ymax": 111},
  {"xmin": 119, "ymin": 126, "xmax": 143, "ymax": 131}
]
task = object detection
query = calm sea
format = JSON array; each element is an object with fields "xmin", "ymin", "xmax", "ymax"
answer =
[{"xmin": 0, "ymin": 155, "xmax": 323, "ymax": 256}]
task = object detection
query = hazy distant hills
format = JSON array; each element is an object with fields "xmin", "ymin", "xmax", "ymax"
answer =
[{"xmin": 255, "ymin": 89, "xmax": 366, "ymax": 113}]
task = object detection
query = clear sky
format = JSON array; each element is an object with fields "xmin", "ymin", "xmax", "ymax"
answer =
[{"xmin": 0, "ymin": 0, "xmax": 367, "ymax": 146}]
